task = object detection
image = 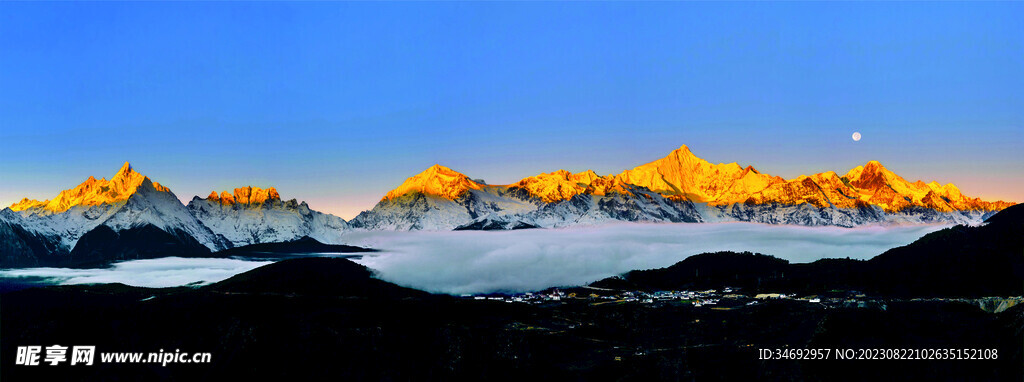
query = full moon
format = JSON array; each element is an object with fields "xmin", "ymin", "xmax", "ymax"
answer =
[{"xmin": 852, "ymin": 132, "xmax": 862, "ymax": 141}]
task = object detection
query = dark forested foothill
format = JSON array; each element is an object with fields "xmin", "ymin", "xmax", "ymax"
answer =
[{"xmin": 598, "ymin": 204, "xmax": 1024, "ymax": 298}]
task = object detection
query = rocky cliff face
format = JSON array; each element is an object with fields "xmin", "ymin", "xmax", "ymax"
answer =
[{"xmin": 205, "ymin": 186, "xmax": 283, "ymax": 206}]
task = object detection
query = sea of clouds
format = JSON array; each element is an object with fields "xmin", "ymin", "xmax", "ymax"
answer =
[
  {"xmin": 343, "ymin": 222, "xmax": 948, "ymax": 294},
  {"xmin": 0, "ymin": 222, "xmax": 948, "ymax": 294},
  {"xmin": 0, "ymin": 257, "xmax": 272, "ymax": 288}
]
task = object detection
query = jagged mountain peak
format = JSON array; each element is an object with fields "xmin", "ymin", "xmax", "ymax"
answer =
[
  {"xmin": 9, "ymin": 162, "xmax": 170, "ymax": 213},
  {"xmin": 204, "ymin": 186, "xmax": 282, "ymax": 205},
  {"xmin": 382, "ymin": 164, "xmax": 483, "ymax": 201},
  {"xmin": 844, "ymin": 160, "xmax": 896, "ymax": 181},
  {"xmin": 9, "ymin": 198, "xmax": 47, "ymax": 211},
  {"xmin": 536, "ymin": 169, "xmax": 603, "ymax": 182},
  {"xmin": 2, "ymin": 162, "xmax": 230, "ymax": 262},
  {"xmin": 514, "ymin": 169, "xmax": 606, "ymax": 203},
  {"xmin": 424, "ymin": 163, "xmax": 460, "ymax": 175},
  {"xmin": 862, "ymin": 160, "xmax": 893, "ymax": 175},
  {"xmin": 615, "ymin": 145, "xmax": 779, "ymax": 204},
  {"xmin": 833, "ymin": 160, "xmax": 1012, "ymax": 212},
  {"xmin": 941, "ymin": 182, "xmax": 962, "ymax": 194},
  {"xmin": 584, "ymin": 176, "xmax": 639, "ymax": 197},
  {"xmin": 188, "ymin": 186, "xmax": 348, "ymax": 247},
  {"xmin": 671, "ymin": 144, "xmax": 694, "ymax": 156},
  {"xmin": 654, "ymin": 145, "xmax": 749, "ymax": 173},
  {"xmin": 657, "ymin": 144, "xmax": 704, "ymax": 167},
  {"xmin": 356, "ymin": 144, "xmax": 1014, "ymax": 231},
  {"xmin": 113, "ymin": 161, "xmax": 135, "ymax": 179}
]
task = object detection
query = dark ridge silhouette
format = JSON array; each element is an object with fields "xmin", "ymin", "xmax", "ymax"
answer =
[
  {"xmin": 0, "ymin": 218, "xmax": 68, "ymax": 267},
  {"xmin": 3, "ymin": 259, "xmax": 1020, "ymax": 381},
  {"xmin": 207, "ymin": 257, "xmax": 429, "ymax": 299},
  {"xmin": 67, "ymin": 224, "xmax": 212, "ymax": 268},
  {"xmin": 214, "ymin": 236, "xmax": 375, "ymax": 256},
  {"xmin": 595, "ymin": 204, "xmax": 1024, "ymax": 297}
]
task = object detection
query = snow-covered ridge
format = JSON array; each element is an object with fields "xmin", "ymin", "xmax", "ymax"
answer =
[
  {"xmin": 10, "ymin": 162, "xmax": 170, "ymax": 213},
  {"xmin": 352, "ymin": 144, "xmax": 1014, "ymax": 230},
  {"xmin": 2, "ymin": 144, "xmax": 1019, "ymax": 264},
  {"xmin": 2, "ymin": 163, "xmax": 348, "ymax": 266},
  {"xmin": 188, "ymin": 187, "xmax": 348, "ymax": 247},
  {"xmin": 7, "ymin": 162, "xmax": 226, "ymax": 252}
]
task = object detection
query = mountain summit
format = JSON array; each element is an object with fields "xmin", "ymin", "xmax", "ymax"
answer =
[
  {"xmin": 188, "ymin": 186, "xmax": 348, "ymax": 247},
  {"xmin": 615, "ymin": 145, "xmax": 785, "ymax": 204},
  {"xmin": 10, "ymin": 162, "xmax": 171, "ymax": 213},
  {"xmin": 207, "ymin": 187, "xmax": 282, "ymax": 205},
  {"xmin": 382, "ymin": 164, "xmax": 485, "ymax": 201},
  {"xmin": 512, "ymin": 169, "xmax": 603, "ymax": 203},
  {"xmin": 836, "ymin": 160, "xmax": 1006, "ymax": 212},
  {"xmin": 1, "ymin": 147, "xmax": 1016, "ymax": 265},
  {"xmin": 2, "ymin": 163, "xmax": 228, "ymax": 266},
  {"xmin": 356, "ymin": 145, "xmax": 1014, "ymax": 230}
]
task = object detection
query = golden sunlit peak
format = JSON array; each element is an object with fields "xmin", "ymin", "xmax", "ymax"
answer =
[
  {"xmin": 114, "ymin": 161, "xmax": 134, "ymax": 177},
  {"xmin": 532, "ymin": 169, "xmax": 600, "ymax": 182},
  {"xmin": 9, "ymin": 198, "xmax": 48, "ymax": 211},
  {"xmin": 658, "ymin": 144, "xmax": 702, "ymax": 163},
  {"xmin": 813, "ymin": 171, "xmax": 841, "ymax": 180},
  {"xmin": 664, "ymin": 144, "xmax": 709, "ymax": 164},
  {"xmin": 373, "ymin": 144, "xmax": 1015, "ymax": 215},
  {"xmin": 615, "ymin": 143, "xmax": 778, "ymax": 204},
  {"xmin": 9, "ymin": 162, "xmax": 169, "ymax": 213},
  {"xmin": 739, "ymin": 165, "xmax": 761, "ymax": 176},
  {"xmin": 941, "ymin": 183, "xmax": 962, "ymax": 194},
  {"xmin": 863, "ymin": 160, "xmax": 886, "ymax": 169},
  {"xmin": 383, "ymin": 164, "xmax": 482, "ymax": 201},
  {"xmin": 206, "ymin": 186, "xmax": 281, "ymax": 205},
  {"xmin": 513, "ymin": 169, "xmax": 605, "ymax": 203},
  {"xmin": 422, "ymin": 164, "xmax": 463, "ymax": 176}
]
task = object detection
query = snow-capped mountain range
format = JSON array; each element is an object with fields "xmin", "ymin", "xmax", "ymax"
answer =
[
  {"xmin": 348, "ymin": 166, "xmax": 704, "ymax": 231},
  {"xmin": 0, "ymin": 146, "xmax": 1016, "ymax": 266},
  {"xmin": 352, "ymin": 145, "xmax": 1013, "ymax": 230},
  {"xmin": 187, "ymin": 186, "xmax": 347, "ymax": 247},
  {"xmin": 0, "ymin": 163, "xmax": 345, "ymax": 267},
  {"xmin": 1, "ymin": 163, "xmax": 230, "ymax": 266}
]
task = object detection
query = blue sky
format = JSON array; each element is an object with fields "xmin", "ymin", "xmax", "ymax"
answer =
[{"xmin": 1, "ymin": 2, "xmax": 1021, "ymax": 219}]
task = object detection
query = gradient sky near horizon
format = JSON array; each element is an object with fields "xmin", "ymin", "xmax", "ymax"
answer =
[{"xmin": 1, "ymin": 2, "xmax": 1021, "ymax": 219}]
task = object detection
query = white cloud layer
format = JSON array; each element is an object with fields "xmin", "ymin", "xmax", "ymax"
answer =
[
  {"xmin": 342, "ymin": 222, "xmax": 948, "ymax": 295},
  {"xmin": 0, "ymin": 223, "xmax": 947, "ymax": 294},
  {"xmin": 0, "ymin": 257, "xmax": 271, "ymax": 288}
]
